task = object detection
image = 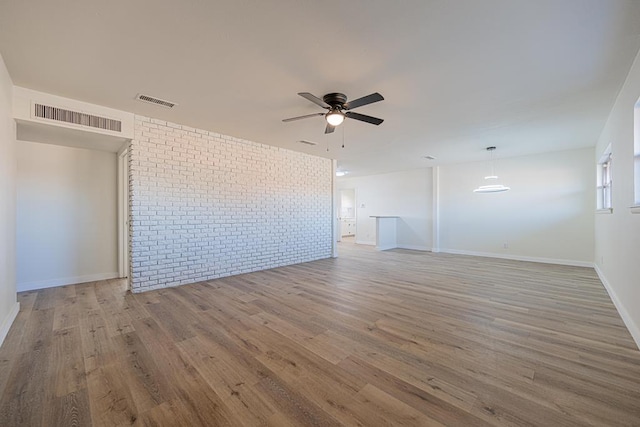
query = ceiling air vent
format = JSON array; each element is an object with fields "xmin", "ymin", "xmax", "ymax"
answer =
[
  {"xmin": 34, "ymin": 103, "xmax": 122, "ymax": 132},
  {"xmin": 135, "ymin": 94, "xmax": 176, "ymax": 108},
  {"xmin": 297, "ymin": 140, "xmax": 318, "ymax": 146}
]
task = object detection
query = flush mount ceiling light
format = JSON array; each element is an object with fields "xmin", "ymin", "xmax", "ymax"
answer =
[
  {"xmin": 336, "ymin": 171, "xmax": 348, "ymax": 177},
  {"xmin": 473, "ymin": 146, "xmax": 510, "ymax": 193}
]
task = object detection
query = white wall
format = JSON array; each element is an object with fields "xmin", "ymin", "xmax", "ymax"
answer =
[
  {"xmin": 438, "ymin": 148, "xmax": 595, "ymax": 266},
  {"xmin": 0, "ymin": 53, "xmax": 18, "ymax": 346},
  {"xmin": 338, "ymin": 168, "xmax": 433, "ymax": 250},
  {"xmin": 594, "ymin": 50, "xmax": 640, "ymax": 347},
  {"xmin": 16, "ymin": 141, "xmax": 118, "ymax": 291},
  {"xmin": 129, "ymin": 116, "xmax": 333, "ymax": 292}
]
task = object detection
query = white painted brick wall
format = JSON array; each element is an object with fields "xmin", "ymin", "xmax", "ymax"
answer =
[{"xmin": 129, "ymin": 115, "xmax": 333, "ymax": 292}]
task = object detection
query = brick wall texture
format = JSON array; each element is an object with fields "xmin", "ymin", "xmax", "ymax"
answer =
[{"xmin": 129, "ymin": 116, "xmax": 333, "ymax": 292}]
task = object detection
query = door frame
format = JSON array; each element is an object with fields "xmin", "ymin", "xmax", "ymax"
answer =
[{"xmin": 117, "ymin": 143, "xmax": 130, "ymax": 282}]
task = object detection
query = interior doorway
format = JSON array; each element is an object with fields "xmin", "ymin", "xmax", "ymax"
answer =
[{"xmin": 338, "ymin": 188, "xmax": 356, "ymax": 244}]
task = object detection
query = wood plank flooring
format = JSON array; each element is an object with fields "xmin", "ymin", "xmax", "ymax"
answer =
[{"xmin": 1, "ymin": 243, "xmax": 639, "ymax": 426}]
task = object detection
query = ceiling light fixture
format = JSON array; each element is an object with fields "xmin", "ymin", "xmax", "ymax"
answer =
[
  {"xmin": 336, "ymin": 171, "xmax": 347, "ymax": 177},
  {"xmin": 326, "ymin": 109, "xmax": 345, "ymax": 126},
  {"xmin": 473, "ymin": 146, "xmax": 510, "ymax": 193}
]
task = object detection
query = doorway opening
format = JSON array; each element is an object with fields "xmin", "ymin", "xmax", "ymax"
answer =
[{"xmin": 338, "ymin": 188, "xmax": 356, "ymax": 244}]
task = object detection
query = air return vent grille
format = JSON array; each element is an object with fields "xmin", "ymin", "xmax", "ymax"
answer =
[
  {"xmin": 135, "ymin": 94, "xmax": 176, "ymax": 108},
  {"xmin": 34, "ymin": 103, "xmax": 122, "ymax": 132}
]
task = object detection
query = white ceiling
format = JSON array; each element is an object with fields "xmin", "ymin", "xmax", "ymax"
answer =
[{"xmin": 1, "ymin": 1, "xmax": 640, "ymax": 176}]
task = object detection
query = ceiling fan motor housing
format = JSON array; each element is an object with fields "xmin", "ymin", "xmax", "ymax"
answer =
[{"xmin": 323, "ymin": 93, "xmax": 348, "ymax": 108}]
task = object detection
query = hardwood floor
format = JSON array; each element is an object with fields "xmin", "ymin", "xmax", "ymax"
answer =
[{"xmin": 1, "ymin": 243, "xmax": 639, "ymax": 426}]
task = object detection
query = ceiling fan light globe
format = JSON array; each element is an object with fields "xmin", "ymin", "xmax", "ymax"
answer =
[{"xmin": 326, "ymin": 111, "xmax": 345, "ymax": 126}]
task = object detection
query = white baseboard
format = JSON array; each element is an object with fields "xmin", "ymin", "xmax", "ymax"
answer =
[
  {"xmin": 397, "ymin": 244, "xmax": 431, "ymax": 251},
  {"xmin": 594, "ymin": 264, "xmax": 640, "ymax": 350},
  {"xmin": 439, "ymin": 248, "xmax": 594, "ymax": 268},
  {"xmin": 17, "ymin": 272, "xmax": 120, "ymax": 292},
  {"xmin": 0, "ymin": 302, "xmax": 20, "ymax": 348},
  {"xmin": 355, "ymin": 240, "xmax": 375, "ymax": 246}
]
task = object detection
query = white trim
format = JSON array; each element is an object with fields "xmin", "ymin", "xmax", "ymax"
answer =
[
  {"xmin": 117, "ymin": 145, "xmax": 130, "ymax": 279},
  {"xmin": 353, "ymin": 188, "xmax": 358, "ymax": 244},
  {"xmin": 0, "ymin": 302, "xmax": 20, "ymax": 348},
  {"xmin": 596, "ymin": 208, "xmax": 613, "ymax": 214},
  {"xmin": 397, "ymin": 244, "xmax": 431, "ymax": 251},
  {"xmin": 631, "ymin": 206, "xmax": 640, "ymax": 214},
  {"xmin": 332, "ymin": 160, "xmax": 338, "ymax": 258},
  {"xmin": 17, "ymin": 272, "xmax": 119, "ymax": 292},
  {"xmin": 439, "ymin": 248, "xmax": 594, "ymax": 268},
  {"xmin": 355, "ymin": 240, "xmax": 375, "ymax": 246},
  {"xmin": 432, "ymin": 166, "xmax": 440, "ymax": 252},
  {"xmin": 594, "ymin": 264, "xmax": 640, "ymax": 350}
]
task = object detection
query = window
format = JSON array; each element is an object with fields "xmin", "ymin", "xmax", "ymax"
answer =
[{"xmin": 597, "ymin": 147, "xmax": 612, "ymax": 212}]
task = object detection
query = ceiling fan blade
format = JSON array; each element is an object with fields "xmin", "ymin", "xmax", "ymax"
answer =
[
  {"xmin": 325, "ymin": 123, "xmax": 335, "ymax": 134},
  {"xmin": 344, "ymin": 92, "xmax": 384, "ymax": 110},
  {"xmin": 345, "ymin": 111, "xmax": 384, "ymax": 125},
  {"xmin": 298, "ymin": 92, "xmax": 330, "ymax": 108},
  {"xmin": 282, "ymin": 112, "xmax": 324, "ymax": 122}
]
